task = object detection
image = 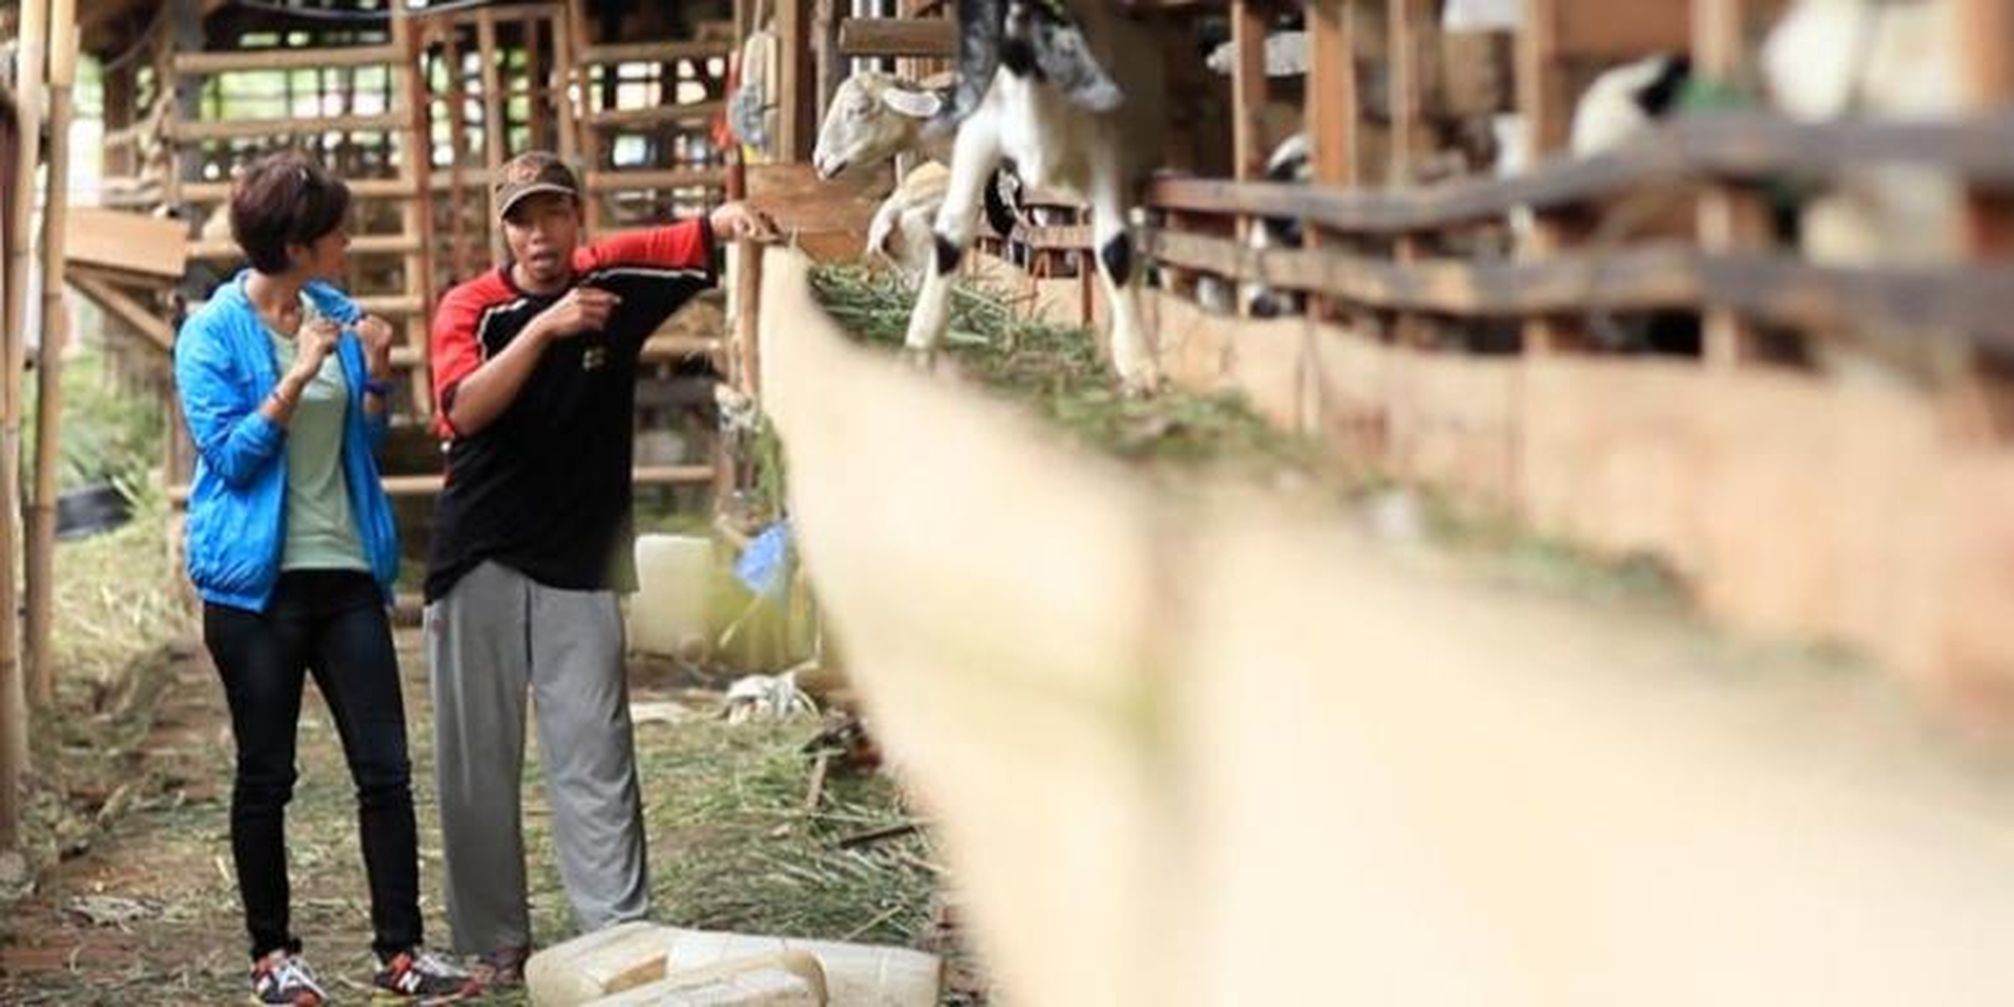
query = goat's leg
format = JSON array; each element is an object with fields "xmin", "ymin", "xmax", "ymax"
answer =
[
  {"xmin": 904, "ymin": 117, "xmax": 1002, "ymax": 360},
  {"xmin": 1089, "ymin": 153, "xmax": 1159, "ymax": 394}
]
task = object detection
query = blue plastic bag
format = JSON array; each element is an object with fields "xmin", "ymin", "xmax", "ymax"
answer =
[{"xmin": 734, "ymin": 520, "xmax": 793, "ymax": 599}]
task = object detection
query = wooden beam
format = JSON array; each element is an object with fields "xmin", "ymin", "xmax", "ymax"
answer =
[
  {"xmin": 1231, "ymin": 0, "xmax": 1270, "ymax": 184},
  {"xmin": 478, "ymin": 10, "xmax": 508, "ymax": 265},
  {"xmin": 1143, "ymin": 230, "xmax": 2014, "ymax": 354},
  {"xmin": 1555, "ymin": 0, "xmax": 1694, "ymax": 61},
  {"xmin": 1694, "ymin": 0, "xmax": 1763, "ymax": 368},
  {"xmin": 180, "ymin": 176, "xmax": 418, "ymax": 203},
  {"xmin": 552, "ymin": 10, "xmax": 579, "ymax": 166},
  {"xmin": 441, "ymin": 18, "xmax": 476, "ymax": 279},
  {"xmin": 64, "ymin": 207, "xmax": 187, "ymax": 280},
  {"xmin": 356, "ymin": 293, "xmax": 427, "ymax": 317},
  {"xmin": 68, "ymin": 273, "xmax": 173, "ymax": 353},
  {"xmin": 583, "ymin": 167, "xmax": 729, "ymax": 191},
  {"xmin": 836, "ymin": 17, "xmax": 954, "ymax": 59},
  {"xmin": 168, "ymin": 110, "xmax": 409, "ymax": 142},
  {"xmin": 1516, "ymin": 0, "xmax": 1575, "ymax": 351},
  {"xmin": 171, "ymin": 43, "xmax": 402, "ymax": 76},
  {"xmin": 584, "ymin": 101, "xmax": 725, "ymax": 130},
  {"xmin": 776, "ymin": 0, "xmax": 817, "ymax": 163},
  {"xmin": 0, "ymin": 0, "xmax": 45, "ymax": 851},
  {"xmin": 190, "ymin": 233, "xmax": 423, "ymax": 261},
  {"xmin": 578, "ymin": 40, "xmax": 735, "ymax": 66},
  {"xmin": 1146, "ymin": 112, "xmax": 2014, "ymax": 231},
  {"xmin": 27, "ymin": 0, "xmax": 79, "ymax": 711},
  {"xmin": 394, "ymin": 10, "xmax": 437, "ymax": 418},
  {"xmin": 814, "ymin": 0, "xmax": 842, "ymax": 118}
]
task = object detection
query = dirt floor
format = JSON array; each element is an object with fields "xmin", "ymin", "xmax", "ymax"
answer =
[{"xmin": 0, "ymin": 629, "xmax": 977, "ymax": 1005}]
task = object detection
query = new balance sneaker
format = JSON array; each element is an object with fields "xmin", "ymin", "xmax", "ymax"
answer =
[
  {"xmin": 250, "ymin": 950, "xmax": 328, "ymax": 1006},
  {"xmin": 372, "ymin": 947, "xmax": 480, "ymax": 1004}
]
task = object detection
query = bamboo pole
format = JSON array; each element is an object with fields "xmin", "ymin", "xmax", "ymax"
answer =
[
  {"xmin": 1, "ymin": 0, "xmax": 49, "ymax": 843},
  {"xmin": 26, "ymin": 0, "xmax": 78, "ymax": 711}
]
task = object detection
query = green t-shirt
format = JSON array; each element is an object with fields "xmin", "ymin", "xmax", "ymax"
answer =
[{"xmin": 269, "ymin": 296, "xmax": 366, "ymax": 572}]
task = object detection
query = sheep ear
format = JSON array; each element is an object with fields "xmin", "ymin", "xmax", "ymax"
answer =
[{"xmin": 881, "ymin": 87, "xmax": 942, "ymax": 120}]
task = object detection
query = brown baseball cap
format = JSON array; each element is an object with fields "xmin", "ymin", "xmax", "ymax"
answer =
[{"xmin": 495, "ymin": 151, "xmax": 580, "ymax": 220}]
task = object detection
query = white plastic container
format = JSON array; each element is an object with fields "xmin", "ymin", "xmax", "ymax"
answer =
[{"xmin": 631, "ymin": 534, "xmax": 715, "ymax": 661}]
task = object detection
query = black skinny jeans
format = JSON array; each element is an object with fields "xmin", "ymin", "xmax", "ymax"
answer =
[{"xmin": 202, "ymin": 569, "xmax": 421, "ymax": 962}]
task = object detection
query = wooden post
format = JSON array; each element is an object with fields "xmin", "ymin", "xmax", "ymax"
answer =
[
  {"xmin": 1388, "ymin": 0, "xmax": 1432, "ymax": 346},
  {"xmin": 814, "ymin": 0, "xmax": 843, "ymax": 120},
  {"xmin": 553, "ymin": 10, "xmax": 580, "ymax": 167},
  {"xmin": 167, "ymin": 0, "xmax": 204, "ymax": 219},
  {"xmin": 394, "ymin": 8, "xmax": 437, "ymax": 416},
  {"xmin": 525, "ymin": 14, "xmax": 553, "ymax": 153},
  {"xmin": 1305, "ymin": 0, "xmax": 1357, "ymax": 328},
  {"xmin": 1695, "ymin": 0, "xmax": 1763, "ymax": 368},
  {"xmin": 1231, "ymin": 0, "xmax": 1270, "ymax": 320},
  {"xmin": 776, "ymin": 0, "xmax": 817, "ymax": 163},
  {"xmin": 26, "ymin": 0, "xmax": 79, "ymax": 710},
  {"xmin": 102, "ymin": 62, "xmax": 135, "ymax": 182},
  {"xmin": 1514, "ymin": 0, "xmax": 1574, "ymax": 353},
  {"xmin": 478, "ymin": 10, "xmax": 508, "ymax": 263},
  {"xmin": 1952, "ymin": 0, "xmax": 2014, "ymax": 439},
  {"xmin": 0, "ymin": 0, "xmax": 46, "ymax": 852},
  {"xmin": 441, "ymin": 21, "xmax": 475, "ymax": 280},
  {"xmin": 1961, "ymin": 0, "xmax": 2014, "ymax": 255}
]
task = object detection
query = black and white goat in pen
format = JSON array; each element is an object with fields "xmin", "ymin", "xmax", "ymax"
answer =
[{"xmin": 911, "ymin": 0, "xmax": 1171, "ymax": 394}]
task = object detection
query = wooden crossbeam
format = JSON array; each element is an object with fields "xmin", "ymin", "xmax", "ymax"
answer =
[
  {"xmin": 585, "ymin": 101, "xmax": 725, "ymax": 131},
  {"xmin": 836, "ymin": 17, "xmax": 954, "ymax": 58},
  {"xmin": 579, "ymin": 40, "xmax": 734, "ymax": 65},
  {"xmin": 181, "ymin": 177, "xmax": 417, "ymax": 202},
  {"xmin": 169, "ymin": 110, "xmax": 409, "ymax": 142},
  {"xmin": 355, "ymin": 293, "xmax": 426, "ymax": 317},
  {"xmin": 171, "ymin": 43, "xmax": 402, "ymax": 76},
  {"xmin": 1144, "ymin": 231, "xmax": 2014, "ymax": 354},
  {"xmin": 583, "ymin": 167, "xmax": 729, "ymax": 191},
  {"xmin": 188, "ymin": 233, "xmax": 423, "ymax": 261},
  {"xmin": 1146, "ymin": 113, "xmax": 2014, "ymax": 234},
  {"xmin": 69, "ymin": 273, "xmax": 173, "ymax": 354}
]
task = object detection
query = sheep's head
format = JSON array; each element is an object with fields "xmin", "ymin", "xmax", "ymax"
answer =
[{"xmin": 812, "ymin": 72, "xmax": 944, "ymax": 180}]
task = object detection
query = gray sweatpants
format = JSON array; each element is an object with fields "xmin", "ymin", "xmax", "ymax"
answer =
[{"xmin": 426, "ymin": 560, "xmax": 649, "ymax": 955}]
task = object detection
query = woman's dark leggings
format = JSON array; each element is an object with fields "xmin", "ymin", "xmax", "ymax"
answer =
[{"xmin": 202, "ymin": 569, "xmax": 421, "ymax": 962}]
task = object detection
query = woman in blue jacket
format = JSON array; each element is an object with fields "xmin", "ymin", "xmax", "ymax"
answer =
[{"xmin": 174, "ymin": 152, "xmax": 474, "ymax": 1005}]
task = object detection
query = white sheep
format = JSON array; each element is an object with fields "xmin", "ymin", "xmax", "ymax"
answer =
[
  {"xmin": 913, "ymin": 0, "xmax": 1169, "ymax": 393},
  {"xmin": 811, "ymin": 71, "xmax": 954, "ymax": 180}
]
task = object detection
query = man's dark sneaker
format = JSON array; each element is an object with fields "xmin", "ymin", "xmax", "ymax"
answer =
[
  {"xmin": 372, "ymin": 948, "xmax": 480, "ymax": 1004},
  {"xmin": 250, "ymin": 950, "xmax": 328, "ymax": 1006},
  {"xmin": 468, "ymin": 944, "xmax": 531, "ymax": 989}
]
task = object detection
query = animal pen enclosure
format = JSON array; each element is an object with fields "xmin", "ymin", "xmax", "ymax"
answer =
[
  {"xmin": 742, "ymin": 0, "xmax": 2014, "ymax": 1002},
  {"xmin": 3, "ymin": 0, "xmax": 2014, "ymax": 1001}
]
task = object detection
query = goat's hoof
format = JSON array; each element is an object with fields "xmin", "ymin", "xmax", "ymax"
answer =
[{"xmin": 900, "ymin": 346, "xmax": 937, "ymax": 372}]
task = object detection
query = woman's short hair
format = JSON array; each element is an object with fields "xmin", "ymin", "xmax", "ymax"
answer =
[{"xmin": 228, "ymin": 151, "xmax": 350, "ymax": 274}]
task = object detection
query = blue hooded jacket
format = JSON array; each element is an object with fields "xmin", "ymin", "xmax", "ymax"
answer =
[{"xmin": 173, "ymin": 271, "xmax": 400, "ymax": 612}]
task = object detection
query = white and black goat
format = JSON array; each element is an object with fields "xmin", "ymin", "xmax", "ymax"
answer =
[{"xmin": 913, "ymin": 0, "xmax": 1171, "ymax": 393}]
